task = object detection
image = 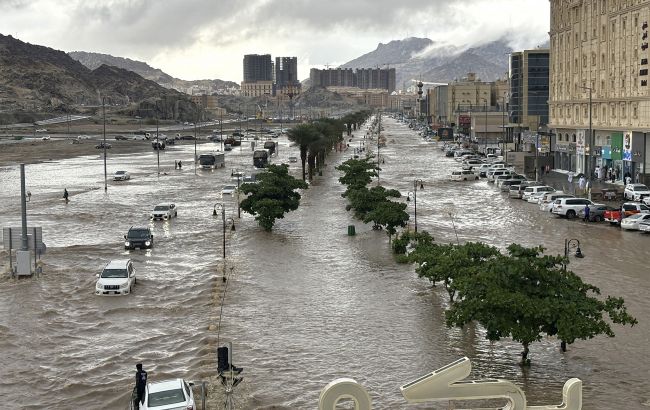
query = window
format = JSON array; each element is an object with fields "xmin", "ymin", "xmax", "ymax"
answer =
[
  {"xmin": 602, "ymin": 106, "xmax": 607, "ymax": 118},
  {"xmin": 583, "ymin": 55, "xmax": 587, "ymax": 67},
  {"xmin": 633, "ymin": 105, "xmax": 638, "ymax": 118},
  {"xmin": 622, "ymin": 78, "xmax": 626, "ymax": 88},
  {"xmin": 642, "ymin": 80, "xmax": 648, "ymax": 86},
  {"xmin": 641, "ymin": 69, "xmax": 649, "ymax": 76},
  {"xmin": 602, "ymin": 25, "xmax": 606, "ymax": 37},
  {"xmin": 601, "ymin": 54, "xmax": 605, "ymax": 65},
  {"xmin": 643, "ymin": 59, "xmax": 648, "ymax": 65},
  {"xmin": 622, "ymin": 103, "xmax": 626, "ymax": 119}
]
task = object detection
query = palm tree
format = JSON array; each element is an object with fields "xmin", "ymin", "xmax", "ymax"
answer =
[{"xmin": 287, "ymin": 124, "xmax": 321, "ymax": 181}]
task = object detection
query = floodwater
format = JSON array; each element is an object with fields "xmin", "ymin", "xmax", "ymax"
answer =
[{"xmin": 1, "ymin": 119, "xmax": 649, "ymax": 409}]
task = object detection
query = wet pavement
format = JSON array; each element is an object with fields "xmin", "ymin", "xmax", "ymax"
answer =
[{"xmin": 1, "ymin": 118, "xmax": 649, "ymax": 409}]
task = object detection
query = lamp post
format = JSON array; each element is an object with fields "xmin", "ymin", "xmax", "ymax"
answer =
[
  {"xmin": 102, "ymin": 97, "xmax": 107, "ymax": 191},
  {"xmin": 406, "ymin": 179, "xmax": 424, "ymax": 233},
  {"xmin": 501, "ymin": 93, "xmax": 507, "ymax": 161},
  {"xmin": 231, "ymin": 168, "xmax": 242, "ymax": 218},
  {"xmin": 579, "ymin": 86, "xmax": 593, "ymax": 182},
  {"xmin": 563, "ymin": 238, "xmax": 584, "ymax": 270},
  {"xmin": 213, "ymin": 203, "xmax": 236, "ymax": 259},
  {"xmin": 480, "ymin": 98, "xmax": 488, "ymax": 154}
]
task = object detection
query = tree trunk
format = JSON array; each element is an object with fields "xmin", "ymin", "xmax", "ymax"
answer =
[
  {"xmin": 308, "ymin": 155, "xmax": 315, "ymax": 181},
  {"xmin": 560, "ymin": 341, "xmax": 567, "ymax": 352},
  {"xmin": 300, "ymin": 148, "xmax": 307, "ymax": 181},
  {"xmin": 520, "ymin": 342, "xmax": 531, "ymax": 366}
]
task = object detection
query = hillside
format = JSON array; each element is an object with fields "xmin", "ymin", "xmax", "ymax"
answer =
[
  {"xmin": 0, "ymin": 34, "xmax": 196, "ymax": 120},
  {"xmin": 69, "ymin": 51, "xmax": 239, "ymax": 92},
  {"xmin": 339, "ymin": 37, "xmax": 521, "ymax": 88}
]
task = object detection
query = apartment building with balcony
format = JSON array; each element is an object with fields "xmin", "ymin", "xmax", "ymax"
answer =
[{"xmin": 549, "ymin": 0, "xmax": 650, "ymax": 183}]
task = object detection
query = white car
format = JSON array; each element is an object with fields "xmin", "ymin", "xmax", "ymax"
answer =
[
  {"xmin": 288, "ymin": 156, "xmax": 298, "ymax": 163},
  {"xmin": 95, "ymin": 259, "xmax": 135, "ymax": 296},
  {"xmin": 41, "ymin": 135, "xmax": 51, "ymax": 141},
  {"xmin": 450, "ymin": 170, "xmax": 479, "ymax": 181},
  {"xmin": 139, "ymin": 378, "xmax": 195, "ymax": 410},
  {"xmin": 539, "ymin": 193, "xmax": 573, "ymax": 211},
  {"xmin": 551, "ymin": 198, "xmax": 601, "ymax": 218},
  {"xmin": 522, "ymin": 186, "xmax": 555, "ymax": 201},
  {"xmin": 35, "ymin": 128, "xmax": 47, "ymax": 133},
  {"xmin": 620, "ymin": 213, "xmax": 650, "ymax": 230},
  {"xmin": 113, "ymin": 170, "xmax": 130, "ymax": 181},
  {"xmin": 624, "ymin": 183, "xmax": 650, "ymax": 201},
  {"xmin": 222, "ymin": 185, "xmax": 237, "ymax": 195},
  {"xmin": 639, "ymin": 220, "xmax": 650, "ymax": 233},
  {"xmin": 151, "ymin": 203, "xmax": 177, "ymax": 220},
  {"xmin": 461, "ymin": 159, "xmax": 483, "ymax": 170}
]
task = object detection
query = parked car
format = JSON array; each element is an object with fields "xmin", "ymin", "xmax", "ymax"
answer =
[
  {"xmin": 620, "ymin": 213, "xmax": 650, "ymax": 230},
  {"xmin": 551, "ymin": 198, "xmax": 602, "ymax": 219},
  {"xmin": 539, "ymin": 193, "xmax": 574, "ymax": 211},
  {"xmin": 487, "ymin": 169, "xmax": 513, "ymax": 183},
  {"xmin": 578, "ymin": 204, "xmax": 617, "ymax": 222},
  {"xmin": 462, "ymin": 159, "xmax": 484, "ymax": 170},
  {"xmin": 639, "ymin": 220, "xmax": 650, "ymax": 233},
  {"xmin": 603, "ymin": 202, "xmax": 650, "ymax": 225},
  {"xmin": 624, "ymin": 183, "xmax": 650, "ymax": 201},
  {"xmin": 113, "ymin": 170, "xmax": 130, "ymax": 181},
  {"xmin": 477, "ymin": 164, "xmax": 492, "ymax": 177},
  {"xmin": 288, "ymin": 156, "xmax": 298, "ymax": 163},
  {"xmin": 95, "ymin": 142, "xmax": 112, "ymax": 149},
  {"xmin": 139, "ymin": 378, "xmax": 195, "ymax": 410},
  {"xmin": 95, "ymin": 259, "xmax": 135, "ymax": 296},
  {"xmin": 499, "ymin": 179, "xmax": 523, "ymax": 192},
  {"xmin": 151, "ymin": 203, "xmax": 177, "ymax": 220},
  {"xmin": 522, "ymin": 186, "xmax": 555, "ymax": 201},
  {"xmin": 450, "ymin": 170, "xmax": 479, "ymax": 181},
  {"xmin": 222, "ymin": 185, "xmax": 237, "ymax": 195},
  {"xmin": 509, "ymin": 183, "xmax": 531, "ymax": 199},
  {"xmin": 124, "ymin": 227, "xmax": 154, "ymax": 250}
]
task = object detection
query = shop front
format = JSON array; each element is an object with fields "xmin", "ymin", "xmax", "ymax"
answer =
[{"xmin": 611, "ymin": 132, "xmax": 623, "ymax": 182}]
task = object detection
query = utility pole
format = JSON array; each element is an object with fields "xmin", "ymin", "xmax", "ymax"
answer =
[
  {"xmin": 156, "ymin": 117, "xmax": 160, "ymax": 177},
  {"xmin": 103, "ymin": 97, "xmax": 107, "ymax": 191},
  {"xmin": 194, "ymin": 110, "xmax": 198, "ymax": 175}
]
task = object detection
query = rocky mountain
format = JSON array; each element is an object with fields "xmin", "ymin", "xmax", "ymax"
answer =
[
  {"xmin": 0, "ymin": 34, "xmax": 196, "ymax": 120},
  {"xmin": 69, "ymin": 51, "xmax": 239, "ymax": 91},
  {"xmin": 339, "ymin": 37, "xmax": 522, "ymax": 89}
]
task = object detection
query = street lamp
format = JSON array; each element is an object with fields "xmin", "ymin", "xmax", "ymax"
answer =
[
  {"xmin": 480, "ymin": 98, "xmax": 488, "ymax": 154},
  {"xmin": 231, "ymin": 168, "xmax": 242, "ymax": 218},
  {"xmin": 406, "ymin": 179, "xmax": 424, "ymax": 233},
  {"xmin": 213, "ymin": 203, "xmax": 236, "ymax": 260},
  {"xmin": 102, "ymin": 97, "xmax": 107, "ymax": 191},
  {"xmin": 578, "ymin": 86, "xmax": 593, "ymax": 182},
  {"xmin": 564, "ymin": 238, "xmax": 584, "ymax": 262}
]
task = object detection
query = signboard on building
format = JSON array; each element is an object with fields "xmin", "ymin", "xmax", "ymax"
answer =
[
  {"xmin": 576, "ymin": 130, "xmax": 585, "ymax": 155},
  {"xmin": 437, "ymin": 127, "xmax": 454, "ymax": 141},
  {"xmin": 458, "ymin": 115, "xmax": 471, "ymax": 126},
  {"xmin": 540, "ymin": 135, "xmax": 550, "ymax": 153},
  {"xmin": 623, "ymin": 132, "xmax": 633, "ymax": 161}
]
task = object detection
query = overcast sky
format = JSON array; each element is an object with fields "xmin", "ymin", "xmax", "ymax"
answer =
[{"xmin": 0, "ymin": 0, "xmax": 549, "ymax": 82}]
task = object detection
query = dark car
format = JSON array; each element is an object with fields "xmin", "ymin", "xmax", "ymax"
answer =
[
  {"xmin": 579, "ymin": 205, "xmax": 617, "ymax": 222},
  {"xmin": 180, "ymin": 135, "xmax": 196, "ymax": 140},
  {"xmin": 124, "ymin": 227, "xmax": 154, "ymax": 250},
  {"xmin": 114, "ymin": 135, "xmax": 128, "ymax": 140},
  {"xmin": 96, "ymin": 142, "xmax": 112, "ymax": 149}
]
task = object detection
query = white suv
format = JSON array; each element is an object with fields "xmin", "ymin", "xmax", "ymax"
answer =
[
  {"xmin": 624, "ymin": 183, "xmax": 650, "ymax": 201},
  {"xmin": 95, "ymin": 259, "xmax": 135, "ymax": 296},
  {"xmin": 151, "ymin": 203, "xmax": 177, "ymax": 220},
  {"xmin": 551, "ymin": 198, "xmax": 601, "ymax": 219}
]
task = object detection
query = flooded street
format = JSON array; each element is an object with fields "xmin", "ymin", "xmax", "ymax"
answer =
[{"xmin": 1, "ymin": 118, "xmax": 649, "ymax": 409}]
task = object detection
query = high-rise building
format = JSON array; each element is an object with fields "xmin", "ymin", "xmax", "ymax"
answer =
[
  {"xmin": 309, "ymin": 68, "xmax": 395, "ymax": 93},
  {"xmin": 509, "ymin": 49, "xmax": 550, "ymax": 133},
  {"xmin": 243, "ymin": 54, "xmax": 273, "ymax": 82},
  {"xmin": 549, "ymin": 1, "xmax": 650, "ymax": 182}
]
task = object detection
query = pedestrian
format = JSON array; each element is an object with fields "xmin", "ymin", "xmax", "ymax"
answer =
[
  {"xmin": 545, "ymin": 164, "xmax": 550, "ymax": 175},
  {"xmin": 607, "ymin": 168, "xmax": 612, "ymax": 182},
  {"xmin": 594, "ymin": 166, "xmax": 600, "ymax": 180},
  {"xmin": 567, "ymin": 172, "xmax": 574, "ymax": 194},
  {"xmin": 615, "ymin": 167, "xmax": 621, "ymax": 182},
  {"xmin": 625, "ymin": 172, "xmax": 631, "ymax": 186},
  {"xmin": 63, "ymin": 188, "xmax": 69, "ymax": 203},
  {"xmin": 178, "ymin": 160, "xmax": 182, "ymax": 169},
  {"xmin": 174, "ymin": 160, "xmax": 177, "ymax": 169},
  {"xmin": 578, "ymin": 175, "xmax": 586, "ymax": 194},
  {"xmin": 583, "ymin": 204, "xmax": 591, "ymax": 222},
  {"xmin": 134, "ymin": 363, "xmax": 148, "ymax": 409}
]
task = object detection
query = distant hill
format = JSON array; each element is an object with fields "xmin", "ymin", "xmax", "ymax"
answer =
[
  {"xmin": 69, "ymin": 51, "xmax": 239, "ymax": 92},
  {"xmin": 0, "ymin": 34, "xmax": 197, "ymax": 120},
  {"xmin": 339, "ymin": 37, "xmax": 537, "ymax": 89}
]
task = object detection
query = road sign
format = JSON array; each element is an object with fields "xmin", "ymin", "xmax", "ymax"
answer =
[{"xmin": 2, "ymin": 227, "xmax": 44, "ymax": 251}]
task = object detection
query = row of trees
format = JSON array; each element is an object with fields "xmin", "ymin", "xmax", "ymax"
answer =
[
  {"xmin": 393, "ymin": 232, "xmax": 637, "ymax": 365},
  {"xmin": 239, "ymin": 110, "xmax": 371, "ymax": 231},
  {"xmin": 286, "ymin": 110, "xmax": 371, "ymax": 182},
  {"xmin": 336, "ymin": 155, "xmax": 409, "ymax": 240}
]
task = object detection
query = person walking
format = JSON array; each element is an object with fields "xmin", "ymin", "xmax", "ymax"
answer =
[
  {"xmin": 134, "ymin": 363, "xmax": 148, "ymax": 409},
  {"xmin": 583, "ymin": 204, "xmax": 591, "ymax": 222},
  {"xmin": 578, "ymin": 175, "xmax": 586, "ymax": 195},
  {"xmin": 625, "ymin": 172, "xmax": 632, "ymax": 186},
  {"xmin": 567, "ymin": 172, "xmax": 574, "ymax": 194},
  {"xmin": 63, "ymin": 188, "xmax": 69, "ymax": 203}
]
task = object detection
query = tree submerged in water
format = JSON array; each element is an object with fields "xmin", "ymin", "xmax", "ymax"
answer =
[{"xmin": 239, "ymin": 164, "xmax": 308, "ymax": 231}]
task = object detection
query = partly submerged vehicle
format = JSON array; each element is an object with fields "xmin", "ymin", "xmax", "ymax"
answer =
[{"xmin": 198, "ymin": 153, "xmax": 225, "ymax": 169}]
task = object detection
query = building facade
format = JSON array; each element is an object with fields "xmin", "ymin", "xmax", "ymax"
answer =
[
  {"xmin": 275, "ymin": 57, "xmax": 301, "ymax": 96},
  {"xmin": 243, "ymin": 54, "xmax": 273, "ymax": 82},
  {"xmin": 309, "ymin": 68, "xmax": 396, "ymax": 93},
  {"xmin": 549, "ymin": 0, "xmax": 650, "ymax": 183},
  {"xmin": 240, "ymin": 81, "xmax": 274, "ymax": 97}
]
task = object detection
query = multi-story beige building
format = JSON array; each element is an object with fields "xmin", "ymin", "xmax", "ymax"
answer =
[
  {"xmin": 549, "ymin": 0, "xmax": 650, "ymax": 183},
  {"xmin": 240, "ymin": 81, "xmax": 274, "ymax": 97}
]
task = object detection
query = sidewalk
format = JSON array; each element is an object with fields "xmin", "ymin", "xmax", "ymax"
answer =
[{"xmin": 538, "ymin": 170, "xmax": 625, "ymax": 202}]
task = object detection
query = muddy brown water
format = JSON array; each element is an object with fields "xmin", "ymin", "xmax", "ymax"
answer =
[{"xmin": 1, "ymin": 118, "xmax": 649, "ymax": 409}]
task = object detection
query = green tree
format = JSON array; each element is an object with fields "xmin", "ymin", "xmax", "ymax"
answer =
[
  {"xmin": 409, "ymin": 241, "xmax": 500, "ymax": 302},
  {"xmin": 363, "ymin": 199, "xmax": 409, "ymax": 240},
  {"xmin": 445, "ymin": 244, "xmax": 638, "ymax": 365},
  {"xmin": 287, "ymin": 124, "xmax": 321, "ymax": 181},
  {"xmin": 345, "ymin": 185, "xmax": 401, "ymax": 220},
  {"xmin": 239, "ymin": 164, "xmax": 308, "ymax": 231},
  {"xmin": 336, "ymin": 156, "xmax": 377, "ymax": 196}
]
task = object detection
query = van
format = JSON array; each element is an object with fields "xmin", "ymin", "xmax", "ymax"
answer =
[
  {"xmin": 253, "ymin": 150, "xmax": 269, "ymax": 168},
  {"xmin": 487, "ymin": 169, "xmax": 513, "ymax": 183},
  {"xmin": 450, "ymin": 170, "xmax": 479, "ymax": 181}
]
